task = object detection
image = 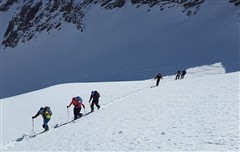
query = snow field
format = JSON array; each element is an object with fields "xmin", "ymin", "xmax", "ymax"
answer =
[{"xmin": 1, "ymin": 65, "xmax": 239, "ymax": 151}]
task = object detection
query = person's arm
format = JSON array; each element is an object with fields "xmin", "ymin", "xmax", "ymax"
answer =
[
  {"xmin": 88, "ymin": 95, "xmax": 93, "ymax": 102},
  {"xmin": 32, "ymin": 111, "xmax": 40, "ymax": 119},
  {"xmin": 67, "ymin": 101, "xmax": 73, "ymax": 108},
  {"xmin": 81, "ymin": 102, "xmax": 85, "ymax": 109}
]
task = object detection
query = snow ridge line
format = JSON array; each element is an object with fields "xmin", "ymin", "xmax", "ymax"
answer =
[{"xmin": 101, "ymin": 86, "xmax": 151, "ymax": 108}]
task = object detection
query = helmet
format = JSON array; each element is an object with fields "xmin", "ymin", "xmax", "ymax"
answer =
[
  {"xmin": 91, "ymin": 91, "xmax": 95, "ymax": 95},
  {"xmin": 72, "ymin": 97, "xmax": 77, "ymax": 101}
]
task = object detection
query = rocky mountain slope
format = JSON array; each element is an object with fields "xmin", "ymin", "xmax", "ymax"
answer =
[
  {"xmin": 1, "ymin": 0, "xmax": 239, "ymax": 98},
  {"xmin": 2, "ymin": 0, "xmax": 239, "ymax": 48},
  {"xmin": 1, "ymin": 0, "xmax": 207, "ymax": 48}
]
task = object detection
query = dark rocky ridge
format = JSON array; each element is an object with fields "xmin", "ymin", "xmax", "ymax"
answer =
[{"xmin": 1, "ymin": 0, "xmax": 239, "ymax": 48}]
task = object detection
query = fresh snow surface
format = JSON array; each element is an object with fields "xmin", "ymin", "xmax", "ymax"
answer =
[{"xmin": 1, "ymin": 64, "xmax": 239, "ymax": 151}]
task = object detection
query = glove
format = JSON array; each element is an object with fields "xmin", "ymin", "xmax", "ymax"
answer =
[{"xmin": 32, "ymin": 116, "xmax": 34, "ymax": 119}]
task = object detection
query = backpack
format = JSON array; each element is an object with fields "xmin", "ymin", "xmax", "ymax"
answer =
[
  {"xmin": 44, "ymin": 106, "xmax": 52, "ymax": 119},
  {"xmin": 94, "ymin": 91, "xmax": 100, "ymax": 98},
  {"xmin": 76, "ymin": 96, "xmax": 83, "ymax": 102}
]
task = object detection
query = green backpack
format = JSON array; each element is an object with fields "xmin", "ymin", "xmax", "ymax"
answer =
[{"xmin": 44, "ymin": 106, "xmax": 52, "ymax": 119}]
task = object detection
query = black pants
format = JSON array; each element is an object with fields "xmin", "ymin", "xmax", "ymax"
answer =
[
  {"xmin": 42, "ymin": 118, "xmax": 50, "ymax": 131},
  {"xmin": 175, "ymin": 75, "xmax": 180, "ymax": 80},
  {"xmin": 181, "ymin": 74, "xmax": 185, "ymax": 79},
  {"xmin": 156, "ymin": 79, "xmax": 160, "ymax": 86},
  {"xmin": 74, "ymin": 107, "xmax": 82, "ymax": 119},
  {"xmin": 90, "ymin": 100, "xmax": 100, "ymax": 111}
]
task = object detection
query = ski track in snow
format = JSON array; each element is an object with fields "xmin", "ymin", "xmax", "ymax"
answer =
[
  {"xmin": 1, "ymin": 68, "xmax": 239, "ymax": 151},
  {"xmin": 1, "ymin": 84, "xmax": 152, "ymax": 150}
]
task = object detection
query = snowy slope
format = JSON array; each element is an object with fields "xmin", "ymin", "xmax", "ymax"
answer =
[
  {"xmin": 1, "ymin": 64, "xmax": 239, "ymax": 151},
  {"xmin": 1, "ymin": 0, "xmax": 239, "ymax": 98}
]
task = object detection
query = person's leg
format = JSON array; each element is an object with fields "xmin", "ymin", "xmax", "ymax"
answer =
[
  {"xmin": 74, "ymin": 108, "xmax": 78, "ymax": 119},
  {"xmin": 90, "ymin": 103, "xmax": 94, "ymax": 112},
  {"xmin": 43, "ymin": 118, "xmax": 50, "ymax": 131},
  {"xmin": 182, "ymin": 74, "xmax": 185, "ymax": 79},
  {"xmin": 75, "ymin": 108, "xmax": 81, "ymax": 119},
  {"xmin": 77, "ymin": 107, "xmax": 82, "ymax": 118},
  {"xmin": 95, "ymin": 100, "xmax": 100, "ymax": 109}
]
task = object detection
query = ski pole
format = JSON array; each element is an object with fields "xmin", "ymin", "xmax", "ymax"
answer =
[
  {"xmin": 152, "ymin": 79, "xmax": 155, "ymax": 86},
  {"xmin": 67, "ymin": 107, "xmax": 69, "ymax": 122},
  {"xmin": 32, "ymin": 119, "xmax": 34, "ymax": 133}
]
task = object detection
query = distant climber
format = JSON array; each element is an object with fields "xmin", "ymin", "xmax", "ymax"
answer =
[
  {"xmin": 175, "ymin": 71, "xmax": 181, "ymax": 80},
  {"xmin": 181, "ymin": 70, "xmax": 186, "ymax": 79},
  {"xmin": 154, "ymin": 73, "xmax": 162, "ymax": 86},
  {"xmin": 32, "ymin": 106, "xmax": 52, "ymax": 131},
  {"xmin": 67, "ymin": 97, "xmax": 85, "ymax": 120},
  {"xmin": 88, "ymin": 91, "xmax": 101, "ymax": 112}
]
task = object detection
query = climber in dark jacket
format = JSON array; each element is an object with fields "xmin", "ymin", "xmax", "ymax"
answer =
[
  {"xmin": 32, "ymin": 106, "xmax": 52, "ymax": 131},
  {"xmin": 154, "ymin": 73, "xmax": 162, "ymax": 86},
  {"xmin": 181, "ymin": 70, "xmax": 187, "ymax": 79},
  {"xmin": 89, "ymin": 91, "xmax": 101, "ymax": 112},
  {"xmin": 175, "ymin": 71, "xmax": 181, "ymax": 80}
]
